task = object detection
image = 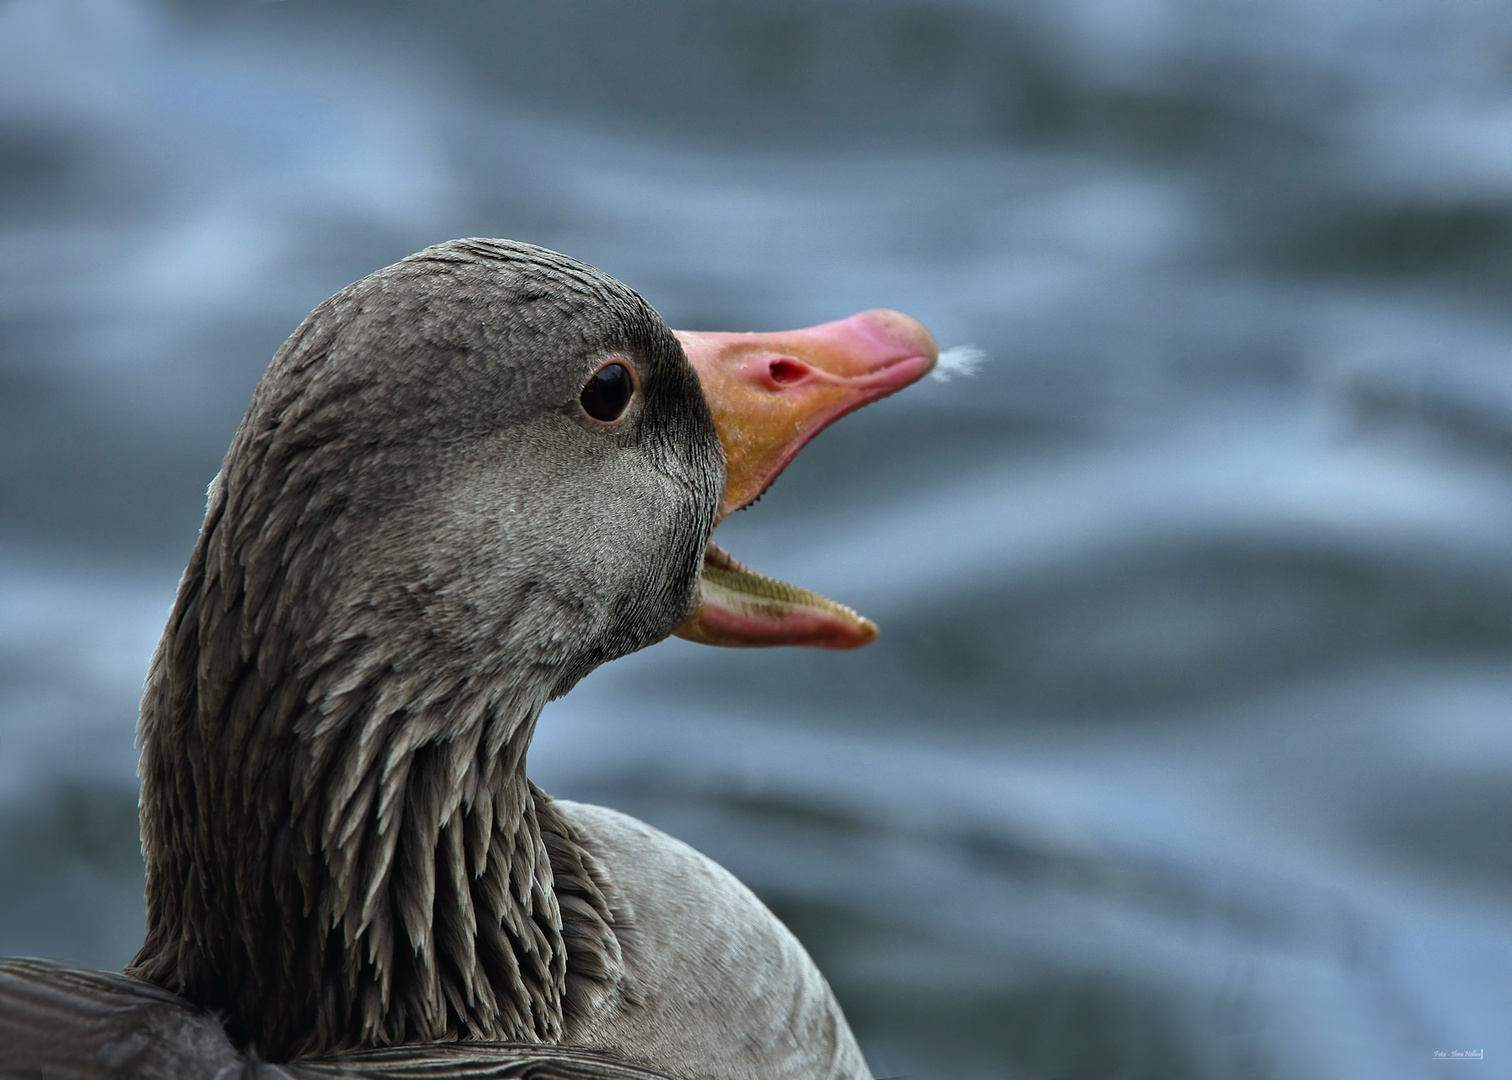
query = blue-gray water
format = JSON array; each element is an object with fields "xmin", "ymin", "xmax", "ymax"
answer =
[{"xmin": 2, "ymin": 2, "xmax": 1510, "ymax": 1076}]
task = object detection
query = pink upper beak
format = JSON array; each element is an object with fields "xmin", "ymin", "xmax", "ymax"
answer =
[{"xmin": 675, "ymin": 309, "xmax": 938, "ymax": 520}]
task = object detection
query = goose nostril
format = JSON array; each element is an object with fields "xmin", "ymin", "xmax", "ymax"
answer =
[{"xmin": 768, "ymin": 359, "xmax": 809, "ymax": 386}]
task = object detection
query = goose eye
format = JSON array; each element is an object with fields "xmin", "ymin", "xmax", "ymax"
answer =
[{"xmin": 580, "ymin": 361, "xmax": 634, "ymax": 422}]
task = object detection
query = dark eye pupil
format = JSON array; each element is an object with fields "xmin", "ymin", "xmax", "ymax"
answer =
[{"xmin": 581, "ymin": 362, "xmax": 633, "ymax": 422}]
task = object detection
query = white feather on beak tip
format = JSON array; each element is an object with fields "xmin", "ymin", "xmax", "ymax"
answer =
[{"xmin": 930, "ymin": 345, "xmax": 988, "ymax": 382}]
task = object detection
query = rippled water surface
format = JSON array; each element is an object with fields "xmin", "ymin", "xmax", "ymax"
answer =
[{"xmin": 3, "ymin": 2, "xmax": 1510, "ymax": 1076}]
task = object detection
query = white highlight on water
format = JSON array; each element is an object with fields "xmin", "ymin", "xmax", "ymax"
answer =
[{"xmin": 930, "ymin": 344, "xmax": 988, "ymax": 382}]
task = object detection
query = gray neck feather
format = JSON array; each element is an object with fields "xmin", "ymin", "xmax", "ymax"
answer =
[
  {"xmin": 129, "ymin": 354, "xmax": 625, "ymax": 1060},
  {"xmin": 131, "ymin": 472, "xmax": 622, "ymax": 1058},
  {"xmin": 126, "ymin": 238, "xmax": 716, "ymax": 1061}
]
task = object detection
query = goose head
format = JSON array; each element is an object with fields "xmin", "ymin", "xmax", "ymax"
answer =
[{"xmin": 129, "ymin": 239, "xmax": 935, "ymax": 1059}]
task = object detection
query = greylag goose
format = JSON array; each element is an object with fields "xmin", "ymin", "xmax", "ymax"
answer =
[{"xmin": 0, "ymin": 239, "xmax": 937, "ymax": 1080}]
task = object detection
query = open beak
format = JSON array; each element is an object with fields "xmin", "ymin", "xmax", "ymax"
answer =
[{"xmin": 672, "ymin": 309, "xmax": 937, "ymax": 649}]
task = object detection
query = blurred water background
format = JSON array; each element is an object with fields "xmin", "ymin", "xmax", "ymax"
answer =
[{"xmin": 3, "ymin": 1, "xmax": 1511, "ymax": 1076}]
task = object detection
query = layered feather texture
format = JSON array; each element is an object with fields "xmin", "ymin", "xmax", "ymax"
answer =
[{"xmin": 127, "ymin": 241, "xmax": 718, "ymax": 1059}]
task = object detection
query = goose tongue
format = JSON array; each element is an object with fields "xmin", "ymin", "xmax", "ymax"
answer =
[{"xmin": 672, "ymin": 310, "xmax": 937, "ymax": 649}]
